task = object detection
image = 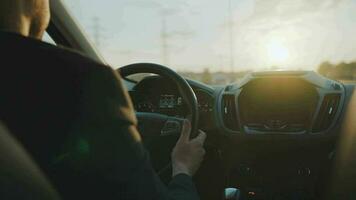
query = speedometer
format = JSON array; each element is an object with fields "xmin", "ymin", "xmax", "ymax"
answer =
[{"xmin": 159, "ymin": 95, "xmax": 175, "ymax": 108}]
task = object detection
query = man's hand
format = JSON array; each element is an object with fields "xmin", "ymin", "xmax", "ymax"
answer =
[{"xmin": 171, "ymin": 120, "xmax": 207, "ymax": 177}]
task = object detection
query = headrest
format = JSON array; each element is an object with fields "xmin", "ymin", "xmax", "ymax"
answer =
[{"xmin": 0, "ymin": 122, "xmax": 60, "ymax": 200}]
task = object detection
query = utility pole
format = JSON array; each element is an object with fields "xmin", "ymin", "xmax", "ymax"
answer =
[
  {"xmin": 228, "ymin": 0, "xmax": 235, "ymax": 72},
  {"xmin": 161, "ymin": 17, "xmax": 169, "ymax": 66}
]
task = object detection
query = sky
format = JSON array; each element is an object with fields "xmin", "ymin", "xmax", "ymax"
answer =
[{"xmin": 62, "ymin": 0, "xmax": 356, "ymax": 72}]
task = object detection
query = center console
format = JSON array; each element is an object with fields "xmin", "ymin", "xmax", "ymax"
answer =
[{"xmin": 217, "ymin": 71, "xmax": 346, "ymax": 199}]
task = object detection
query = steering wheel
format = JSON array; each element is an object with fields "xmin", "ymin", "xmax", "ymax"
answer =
[{"xmin": 118, "ymin": 63, "xmax": 199, "ymax": 139}]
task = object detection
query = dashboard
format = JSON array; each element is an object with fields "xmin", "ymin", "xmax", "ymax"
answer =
[
  {"xmin": 126, "ymin": 70, "xmax": 356, "ymax": 200},
  {"xmin": 128, "ymin": 71, "xmax": 351, "ymax": 136}
]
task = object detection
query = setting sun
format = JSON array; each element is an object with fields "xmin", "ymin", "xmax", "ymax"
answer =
[{"xmin": 266, "ymin": 39, "xmax": 290, "ymax": 65}]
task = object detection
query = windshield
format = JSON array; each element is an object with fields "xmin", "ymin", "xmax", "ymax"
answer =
[{"xmin": 62, "ymin": 0, "xmax": 356, "ymax": 84}]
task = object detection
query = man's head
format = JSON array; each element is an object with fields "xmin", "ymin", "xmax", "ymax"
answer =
[{"xmin": 0, "ymin": 0, "xmax": 50, "ymax": 39}]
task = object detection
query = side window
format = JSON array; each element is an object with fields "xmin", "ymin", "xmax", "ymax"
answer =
[{"xmin": 42, "ymin": 32, "xmax": 56, "ymax": 45}]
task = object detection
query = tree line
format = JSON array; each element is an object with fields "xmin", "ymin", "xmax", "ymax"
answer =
[{"xmin": 318, "ymin": 61, "xmax": 356, "ymax": 81}]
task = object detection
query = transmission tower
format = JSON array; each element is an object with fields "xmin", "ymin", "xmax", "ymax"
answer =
[{"xmin": 161, "ymin": 17, "xmax": 169, "ymax": 65}]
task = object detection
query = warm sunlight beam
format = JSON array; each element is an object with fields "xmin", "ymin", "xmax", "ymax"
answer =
[{"xmin": 266, "ymin": 38, "xmax": 290, "ymax": 65}]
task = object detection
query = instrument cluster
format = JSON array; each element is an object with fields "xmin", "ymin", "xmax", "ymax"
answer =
[{"xmin": 130, "ymin": 75, "xmax": 215, "ymax": 123}]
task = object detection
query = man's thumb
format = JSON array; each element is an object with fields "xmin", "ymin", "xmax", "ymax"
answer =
[
  {"xmin": 179, "ymin": 120, "xmax": 191, "ymax": 142},
  {"xmin": 192, "ymin": 130, "xmax": 207, "ymax": 145}
]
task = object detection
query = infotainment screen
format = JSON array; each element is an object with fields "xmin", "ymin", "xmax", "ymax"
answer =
[{"xmin": 238, "ymin": 78, "xmax": 318, "ymax": 132}]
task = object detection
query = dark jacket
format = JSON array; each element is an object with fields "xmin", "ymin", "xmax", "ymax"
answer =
[{"xmin": 0, "ymin": 31, "xmax": 199, "ymax": 200}]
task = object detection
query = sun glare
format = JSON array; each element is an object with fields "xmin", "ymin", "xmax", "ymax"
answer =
[{"xmin": 266, "ymin": 39, "xmax": 290, "ymax": 65}]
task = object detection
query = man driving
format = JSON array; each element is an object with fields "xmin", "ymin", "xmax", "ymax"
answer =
[{"xmin": 0, "ymin": 0, "xmax": 206, "ymax": 199}]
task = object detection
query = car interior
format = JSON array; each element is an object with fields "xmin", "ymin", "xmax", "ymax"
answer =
[{"xmin": 2, "ymin": 0, "xmax": 356, "ymax": 200}]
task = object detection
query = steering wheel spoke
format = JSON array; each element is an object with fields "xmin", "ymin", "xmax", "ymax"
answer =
[{"xmin": 136, "ymin": 112, "xmax": 184, "ymax": 137}]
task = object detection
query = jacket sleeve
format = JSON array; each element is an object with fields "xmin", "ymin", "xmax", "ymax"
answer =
[
  {"xmin": 167, "ymin": 174, "xmax": 200, "ymax": 200},
  {"xmin": 55, "ymin": 64, "xmax": 199, "ymax": 200}
]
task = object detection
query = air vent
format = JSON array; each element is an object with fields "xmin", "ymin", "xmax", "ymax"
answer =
[
  {"xmin": 312, "ymin": 94, "xmax": 341, "ymax": 132},
  {"xmin": 225, "ymin": 85, "xmax": 234, "ymax": 91},
  {"xmin": 221, "ymin": 94, "xmax": 240, "ymax": 131}
]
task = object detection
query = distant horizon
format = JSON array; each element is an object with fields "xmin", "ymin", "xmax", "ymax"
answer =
[{"xmin": 63, "ymin": 0, "xmax": 356, "ymax": 72}]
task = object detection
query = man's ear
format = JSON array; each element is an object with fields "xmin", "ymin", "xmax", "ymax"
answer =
[
  {"xmin": 27, "ymin": 0, "xmax": 50, "ymax": 39},
  {"xmin": 29, "ymin": 17, "xmax": 49, "ymax": 39}
]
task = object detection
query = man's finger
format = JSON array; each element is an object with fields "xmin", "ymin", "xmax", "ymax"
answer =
[
  {"xmin": 179, "ymin": 120, "xmax": 191, "ymax": 142},
  {"xmin": 191, "ymin": 130, "xmax": 207, "ymax": 145}
]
